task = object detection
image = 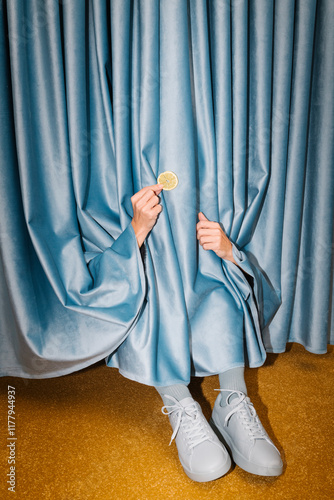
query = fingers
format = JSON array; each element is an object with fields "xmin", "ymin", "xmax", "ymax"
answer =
[
  {"xmin": 198, "ymin": 234, "xmax": 220, "ymax": 251},
  {"xmin": 197, "ymin": 229, "xmax": 220, "ymax": 247},
  {"xmin": 197, "ymin": 232, "xmax": 220, "ymax": 249},
  {"xmin": 198, "ymin": 237, "xmax": 218, "ymax": 248},
  {"xmin": 153, "ymin": 183, "xmax": 164, "ymax": 193},
  {"xmin": 137, "ymin": 191, "xmax": 160, "ymax": 210},
  {"xmin": 197, "ymin": 220, "xmax": 219, "ymax": 229},
  {"xmin": 147, "ymin": 194, "xmax": 161, "ymax": 210},
  {"xmin": 140, "ymin": 183, "xmax": 164, "ymax": 194},
  {"xmin": 152, "ymin": 204, "xmax": 163, "ymax": 216},
  {"xmin": 196, "ymin": 228, "xmax": 220, "ymax": 239},
  {"xmin": 131, "ymin": 184, "xmax": 164, "ymax": 203},
  {"xmin": 197, "ymin": 214, "xmax": 223, "ymax": 250},
  {"xmin": 201, "ymin": 242, "xmax": 217, "ymax": 251},
  {"xmin": 131, "ymin": 186, "xmax": 162, "ymax": 216},
  {"xmin": 197, "ymin": 212, "xmax": 220, "ymax": 230},
  {"xmin": 196, "ymin": 213, "xmax": 230, "ymax": 257}
]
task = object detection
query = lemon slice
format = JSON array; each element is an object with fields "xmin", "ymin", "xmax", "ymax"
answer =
[{"xmin": 157, "ymin": 171, "xmax": 179, "ymax": 191}]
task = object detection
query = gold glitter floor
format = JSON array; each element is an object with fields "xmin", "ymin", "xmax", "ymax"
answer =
[{"xmin": 0, "ymin": 343, "xmax": 333, "ymax": 500}]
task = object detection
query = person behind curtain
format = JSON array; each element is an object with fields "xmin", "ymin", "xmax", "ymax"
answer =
[{"xmin": 128, "ymin": 182, "xmax": 283, "ymax": 482}]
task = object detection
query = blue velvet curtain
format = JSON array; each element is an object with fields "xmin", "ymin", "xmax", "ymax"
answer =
[{"xmin": 0, "ymin": 0, "xmax": 333, "ymax": 380}]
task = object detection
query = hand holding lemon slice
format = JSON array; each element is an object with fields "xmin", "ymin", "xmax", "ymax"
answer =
[{"xmin": 157, "ymin": 171, "xmax": 178, "ymax": 191}]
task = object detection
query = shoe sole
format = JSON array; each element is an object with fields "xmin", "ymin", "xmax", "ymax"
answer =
[
  {"xmin": 180, "ymin": 454, "xmax": 232, "ymax": 483},
  {"xmin": 209, "ymin": 418, "xmax": 283, "ymax": 477}
]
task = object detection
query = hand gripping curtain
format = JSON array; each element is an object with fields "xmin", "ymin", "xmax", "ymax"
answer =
[{"xmin": 0, "ymin": 0, "xmax": 333, "ymax": 381}]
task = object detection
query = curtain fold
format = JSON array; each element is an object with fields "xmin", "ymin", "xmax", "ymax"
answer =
[{"xmin": 0, "ymin": 0, "xmax": 333, "ymax": 379}]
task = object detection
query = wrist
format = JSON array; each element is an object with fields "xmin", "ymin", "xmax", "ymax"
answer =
[
  {"xmin": 224, "ymin": 246, "xmax": 242, "ymax": 269},
  {"xmin": 131, "ymin": 220, "xmax": 148, "ymax": 248},
  {"xmin": 217, "ymin": 245, "xmax": 236, "ymax": 264}
]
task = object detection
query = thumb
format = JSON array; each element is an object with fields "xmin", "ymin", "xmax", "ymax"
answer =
[
  {"xmin": 198, "ymin": 212, "xmax": 209, "ymax": 221},
  {"xmin": 152, "ymin": 183, "xmax": 164, "ymax": 194}
]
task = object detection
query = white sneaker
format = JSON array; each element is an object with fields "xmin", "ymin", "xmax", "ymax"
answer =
[
  {"xmin": 210, "ymin": 390, "xmax": 283, "ymax": 476},
  {"xmin": 161, "ymin": 395, "xmax": 231, "ymax": 482}
]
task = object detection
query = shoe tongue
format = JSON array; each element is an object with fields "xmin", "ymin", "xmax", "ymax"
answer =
[
  {"xmin": 179, "ymin": 397, "xmax": 196, "ymax": 408},
  {"xmin": 229, "ymin": 393, "xmax": 242, "ymax": 405},
  {"xmin": 220, "ymin": 391, "xmax": 241, "ymax": 407}
]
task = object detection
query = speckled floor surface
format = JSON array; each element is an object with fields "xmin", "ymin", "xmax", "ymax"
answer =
[{"xmin": 0, "ymin": 343, "xmax": 333, "ymax": 500}]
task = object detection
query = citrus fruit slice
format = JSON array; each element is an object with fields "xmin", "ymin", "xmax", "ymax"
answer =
[{"xmin": 157, "ymin": 171, "xmax": 179, "ymax": 191}]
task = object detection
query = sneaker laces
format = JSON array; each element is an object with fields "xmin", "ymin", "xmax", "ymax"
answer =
[
  {"xmin": 215, "ymin": 389, "xmax": 278, "ymax": 448},
  {"xmin": 161, "ymin": 395, "xmax": 211, "ymax": 449}
]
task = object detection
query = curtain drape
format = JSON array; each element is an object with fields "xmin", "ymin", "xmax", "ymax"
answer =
[{"xmin": 0, "ymin": 0, "xmax": 333, "ymax": 380}]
